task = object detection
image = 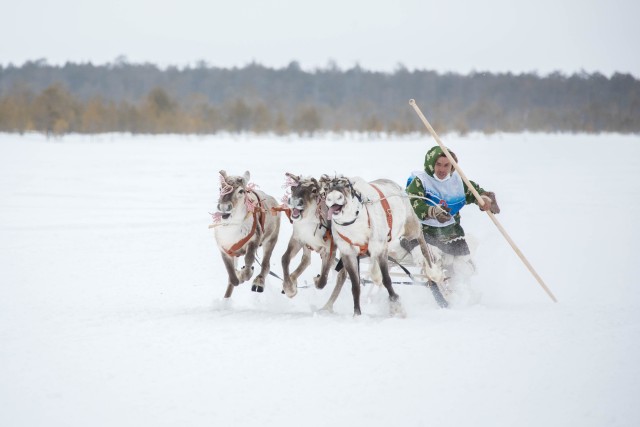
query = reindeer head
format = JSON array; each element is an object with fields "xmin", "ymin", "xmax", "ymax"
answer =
[
  {"xmin": 324, "ymin": 175, "xmax": 362, "ymax": 221},
  {"xmin": 284, "ymin": 172, "xmax": 322, "ymax": 222},
  {"xmin": 216, "ymin": 170, "xmax": 251, "ymax": 221}
]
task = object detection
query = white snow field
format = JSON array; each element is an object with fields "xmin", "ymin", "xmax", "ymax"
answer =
[{"xmin": 1, "ymin": 132, "xmax": 639, "ymax": 427}]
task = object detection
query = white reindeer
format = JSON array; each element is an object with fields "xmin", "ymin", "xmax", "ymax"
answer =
[
  {"xmin": 324, "ymin": 175, "xmax": 444, "ymax": 316},
  {"xmin": 212, "ymin": 170, "xmax": 281, "ymax": 298}
]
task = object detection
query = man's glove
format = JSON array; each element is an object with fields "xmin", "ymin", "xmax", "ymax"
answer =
[
  {"xmin": 479, "ymin": 191, "xmax": 500, "ymax": 214},
  {"xmin": 427, "ymin": 204, "xmax": 452, "ymax": 223}
]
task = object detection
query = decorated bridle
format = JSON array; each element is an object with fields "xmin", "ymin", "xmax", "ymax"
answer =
[
  {"xmin": 325, "ymin": 176, "xmax": 394, "ymax": 256},
  {"xmin": 279, "ymin": 173, "xmax": 334, "ymax": 255},
  {"xmin": 325, "ymin": 176, "xmax": 365, "ymax": 227},
  {"xmin": 278, "ymin": 173, "xmax": 327, "ymax": 225},
  {"xmin": 211, "ymin": 173, "xmax": 266, "ymax": 256}
]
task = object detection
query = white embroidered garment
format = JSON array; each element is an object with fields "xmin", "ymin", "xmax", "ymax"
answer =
[{"xmin": 410, "ymin": 170, "xmax": 466, "ymax": 228}]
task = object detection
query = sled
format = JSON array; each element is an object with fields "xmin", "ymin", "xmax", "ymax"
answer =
[
  {"xmin": 257, "ymin": 252, "xmax": 451, "ymax": 308},
  {"xmin": 357, "ymin": 255, "xmax": 450, "ymax": 308}
]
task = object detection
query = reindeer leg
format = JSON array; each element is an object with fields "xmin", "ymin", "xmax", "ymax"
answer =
[
  {"xmin": 314, "ymin": 246, "xmax": 334, "ymax": 289},
  {"xmin": 238, "ymin": 242, "xmax": 258, "ymax": 283},
  {"xmin": 290, "ymin": 247, "xmax": 312, "ymax": 289},
  {"xmin": 341, "ymin": 255, "xmax": 362, "ymax": 316},
  {"xmin": 320, "ymin": 268, "xmax": 347, "ymax": 312},
  {"xmin": 221, "ymin": 252, "xmax": 240, "ymax": 298},
  {"xmin": 252, "ymin": 235, "xmax": 277, "ymax": 292},
  {"xmin": 282, "ymin": 237, "xmax": 304, "ymax": 297},
  {"xmin": 377, "ymin": 250, "xmax": 399, "ymax": 302},
  {"xmin": 366, "ymin": 257, "xmax": 380, "ymax": 286},
  {"xmin": 417, "ymin": 234, "xmax": 445, "ymax": 283},
  {"xmin": 377, "ymin": 250, "xmax": 405, "ymax": 317}
]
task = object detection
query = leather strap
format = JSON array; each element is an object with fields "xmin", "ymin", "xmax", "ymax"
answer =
[
  {"xmin": 370, "ymin": 184, "xmax": 392, "ymax": 242},
  {"xmin": 225, "ymin": 212, "xmax": 258, "ymax": 257},
  {"xmin": 271, "ymin": 205, "xmax": 293, "ymax": 223},
  {"xmin": 335, "ymin": 206, "xmax": 371, "ymax": 256}
]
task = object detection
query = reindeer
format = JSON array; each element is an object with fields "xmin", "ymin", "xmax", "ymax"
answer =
[
  {"xmin": 279, "ymin": 173, "xmax": 347, "ymax": 310},
  {"xmin": 324, "ymin": 175, "xmax": 444, "ymax": 316},
  {"xmin": 212, "ymin": 170, "xmax": 281, "ymax": 298}
]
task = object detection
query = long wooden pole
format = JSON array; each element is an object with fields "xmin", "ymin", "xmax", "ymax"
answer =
[{"xmin": 409, "ymin": 99, "xmax": 558, "ymax": 303}]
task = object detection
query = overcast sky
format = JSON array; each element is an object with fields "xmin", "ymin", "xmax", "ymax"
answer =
[{"xmin": 2, "ymin": 0, "xmax": 639, "ymax": 76}]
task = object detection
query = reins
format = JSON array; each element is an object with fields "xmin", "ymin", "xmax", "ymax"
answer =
[{"xmin": 220, "ymin": 189, "xmax": 267, "ymax": 257}]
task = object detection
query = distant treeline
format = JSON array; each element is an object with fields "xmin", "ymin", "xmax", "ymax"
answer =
[{"xmin": 0, "ymin": 59, "xmax": 639, "ymax": 135}]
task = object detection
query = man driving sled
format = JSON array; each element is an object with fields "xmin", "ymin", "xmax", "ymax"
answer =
[{"xmin": 406, "ymin": 146, "xmax": 500, "ymax": 285}]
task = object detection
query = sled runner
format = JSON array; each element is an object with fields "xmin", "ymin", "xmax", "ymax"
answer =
[
  {"xmin": 257, "ymin": 251, "xmax": 450, "ymax": 308},
  {"xmin": 358, "ymin": 254, "xmax": 450, "ymax": 308}
]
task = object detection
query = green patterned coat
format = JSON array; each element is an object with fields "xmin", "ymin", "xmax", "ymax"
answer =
[{"xmin": 406, "ymin": 146, "xmax": 485, "ymax": 246}]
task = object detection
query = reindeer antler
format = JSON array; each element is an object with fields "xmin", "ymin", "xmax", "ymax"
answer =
[
  {"xmin": 280, "ymin": 173, "xmax": 298, "ymax": 204},
  {"xmin": 244, "ymin": 181, "xmax": 261, "ymax": 213},
  {"xmin": 283, "ymin": 172, "xmax": 300, "ymax": 188},
  {"xmin": 219, "ymin": 173, "xmax": 234, "ymax": 196}
]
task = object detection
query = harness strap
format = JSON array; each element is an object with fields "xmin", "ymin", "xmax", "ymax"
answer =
[
  {"xmin": 250, "ymin": 190, "xmax": 266, "ymax": 233},
  {"xmin": 305, "ymin": 227, "xmax": 335, "ymax": 257},
  {"xmin": 336, "ymin": 231, "xmax": 368, "ymax": 256},
  {"xmin": 370, "ymin": 183, "xmax": 393, "ymax": 242},
  {"xmin": 224, "ymin": 191, "xmax": 267, "ymax": 257},
  {"xmin": 224, "ymin": 211, "xmax": 258, "ymax": 257},
  {"xmin": 271, "ymin": 205, "xmax": 293, "ymax": 223},
  {"xmin": 324, "ymin": 227, "xmax": 335, "ymax": 261},
  {"xmin": 335, "ymin": 206, "xmax": 371, "ymax": 256}
]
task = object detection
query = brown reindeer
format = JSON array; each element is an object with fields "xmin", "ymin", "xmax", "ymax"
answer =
[
  {"xmin": 213, "ymin": 170, "xmax": 281, "ymax": 298},
  {"xmin": 280, "ymin": 173, "xmax": 347, "ymax": 311},
  {"xmin": 324, "ymin": 175, "xmax": 443, "ymax": 316}
]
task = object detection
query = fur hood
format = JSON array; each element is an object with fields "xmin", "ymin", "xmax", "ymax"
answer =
[{"xmin": 424, "ymin": 146, "xmax": 458, "ymax": 177}]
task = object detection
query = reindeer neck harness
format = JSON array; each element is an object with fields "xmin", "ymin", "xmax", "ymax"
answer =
[
  {"xmin": 224, "ymin": 190, "xmax": 266, "ymax": 257},
  {"xmin": 333, "ymin": 186, "xmax": 364, "ymax": 227},
  {"xmin": 334, "ymin": 183, "xmax": 393, "ymax": 256}
]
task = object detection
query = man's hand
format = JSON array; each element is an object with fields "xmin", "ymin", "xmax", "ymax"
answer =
[
  {"xmin": 479, "ymin": 191, "xmax": 500, "ymax": 214},
  {"xmin": 427, "ymin": 204, "xmax": 452, "ymax": 223}
]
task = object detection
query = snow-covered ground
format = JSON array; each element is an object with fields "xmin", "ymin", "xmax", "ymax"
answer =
[{"xmin": 1, "ymin": 132, "xmax": 639, "ymax": 427}]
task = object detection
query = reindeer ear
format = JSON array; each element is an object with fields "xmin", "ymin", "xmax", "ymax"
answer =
[
  {"xmin": 243, "ymin": 171, "xmax": 250, "ymax": 183},
  {"xmin": 219, "ymin": 170, "xmax": 227, "ymax": 178},
  {"xmin": 286, "ymin": 172, "xmax": 301, "ymax": 182},
  {"xmin": 311, "ymin": 177, "xmax": 318, "ymax": 186}
]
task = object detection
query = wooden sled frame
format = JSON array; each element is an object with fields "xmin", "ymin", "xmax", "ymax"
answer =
[{"xmin": 357, "ymin": 255, "xmax": 450, "ymax": 308}]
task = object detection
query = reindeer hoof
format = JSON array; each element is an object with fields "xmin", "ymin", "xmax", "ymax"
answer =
[
  {"xmin": 389, "ymin": 298, "xmax": 406, "ymax": 318},
  {"xmin": 313, "ymin": 274, "xmax": 327, "ymax": 289},
  {"xmin": 319, "ymin": 305, "xmax": 334, "ymax": 313},
  {"xmin": 282, "ymin": 281, "xmax": 298, "ymax": 298},
  {"xmin": 283, "ymin": 284, "xmax": 297, "ymax": 298},
  {"xmin": 237, "ymin": 265, "xmax": 254, "ymax": 283},
  {"xmin": 251, "ymin": 284, "xmax": 264, "ymax": 293}
]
